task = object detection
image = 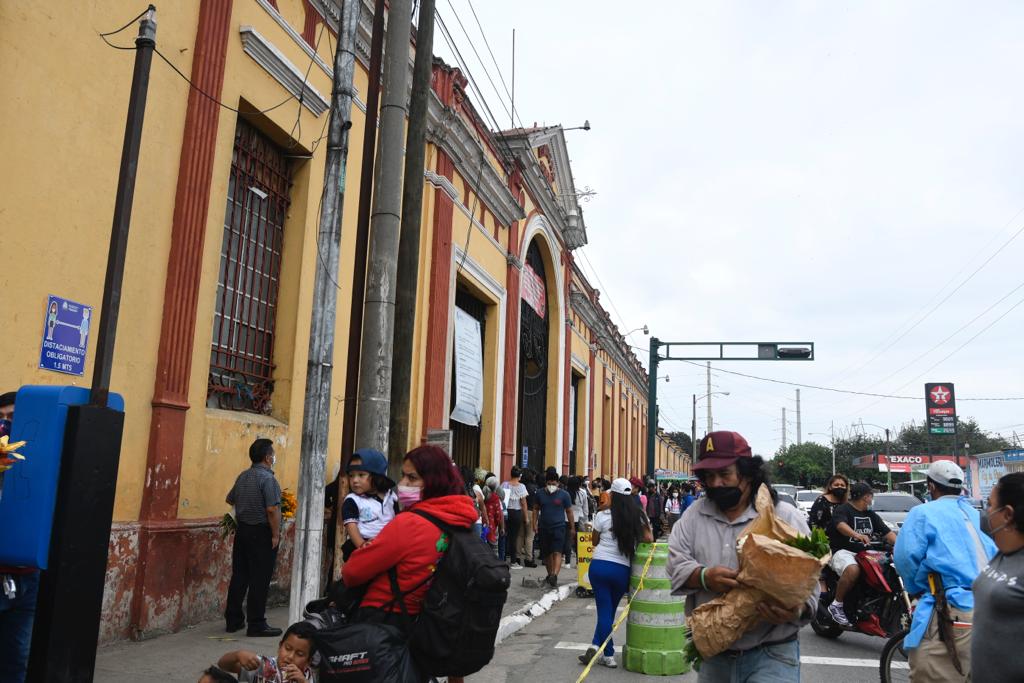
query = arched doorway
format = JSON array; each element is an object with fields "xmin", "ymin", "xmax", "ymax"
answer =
[{"xmin": 517, "ymin": 240, "xmax": 549, "ymax": 473}]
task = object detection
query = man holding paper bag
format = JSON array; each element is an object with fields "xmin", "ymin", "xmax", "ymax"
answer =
[{"xmin": 668, "ymin": 431, "xmax": 818, "ymax": 682}]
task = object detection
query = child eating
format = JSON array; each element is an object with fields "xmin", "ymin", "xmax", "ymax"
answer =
[{"xmin": 217, "ymin": 622, "xmax": 317, "ymax": 682}]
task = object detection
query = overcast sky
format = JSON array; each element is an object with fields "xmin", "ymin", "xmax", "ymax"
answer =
[{"xmin": 433, "ymin": 0, "xmax": 1024, "ymax": 457}]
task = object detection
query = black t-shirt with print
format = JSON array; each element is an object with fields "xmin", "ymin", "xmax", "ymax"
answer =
[{"xmin": 827, "ymin": 502, "xmax": 892, "ymax": 553}]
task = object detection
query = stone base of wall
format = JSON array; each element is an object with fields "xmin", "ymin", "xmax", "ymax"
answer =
[{"xmin": 100, "ymin": 518, "xmax": 296, "ymax": 644}]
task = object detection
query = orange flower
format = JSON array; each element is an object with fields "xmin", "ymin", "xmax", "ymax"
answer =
[{"xmin": 281, "ymin": 488, "xmax": 298, "ymax": 519}]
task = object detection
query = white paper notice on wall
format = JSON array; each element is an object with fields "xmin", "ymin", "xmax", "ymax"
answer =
[{"xmin": 450, "ymin": 307, "xmax": 484, "ymax": 426}]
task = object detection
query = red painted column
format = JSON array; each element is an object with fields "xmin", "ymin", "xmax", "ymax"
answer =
[
  {"xmin": 561, "ymin": 254, "xmax": 572, "ymax": 474},
  {"xmin": 500, "ymin": 187, "xmax": 524, "ymax": 477},
  {"xmin": 422, "ymin": 151, "xmax": 456, "ymax": 431},
  {"xmin": 131, "ymin": 0, "xmax": 233, "ymax": 638},
  {"xmin": 587, "ymin": 341, "xmax": 596, "ymax": 479}
]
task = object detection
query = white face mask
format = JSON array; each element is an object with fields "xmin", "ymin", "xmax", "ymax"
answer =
[
  {"xmin": 270, "ymin": 455, "xmax": 277, "ymax": 468},
  {"xmin": 546, "ymin": 484, "xmax": 558, "ymax": 494},
  {"xmin": 672, "ymin": 493, "xmax": 678, "ymax": 498}
]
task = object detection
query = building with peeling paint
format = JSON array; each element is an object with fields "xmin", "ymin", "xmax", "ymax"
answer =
[{"xmin": 0, "ymin": 0, "xmax": 689, "ymax": 641}]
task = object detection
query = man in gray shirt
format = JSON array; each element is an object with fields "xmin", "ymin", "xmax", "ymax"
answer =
[
  {"xmin": 224, "ymin": 438, "xmax": 282, "ymax": 637},
  {"xmin": 668, "ymin": 431, "xmax": 815, "ymax": 682}
]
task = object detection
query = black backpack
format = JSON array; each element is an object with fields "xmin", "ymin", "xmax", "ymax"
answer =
[
  {"xmin": 303, "ymin": 602, "xmax": 420, "ymax": 683},
  {"xmin": 395, "ymin": 509, "xmax": 511, "ymax": 678}
]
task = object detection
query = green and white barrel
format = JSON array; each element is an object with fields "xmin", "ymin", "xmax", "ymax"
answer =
[{"xmin": 623, "ymin": 542, "xmax": 688, "ymax": 675}]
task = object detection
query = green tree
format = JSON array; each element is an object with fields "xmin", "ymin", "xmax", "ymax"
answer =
[
  {"xmin": 665, "ymin": 431, "xmax": 693, "ymax": 457},
  {"xmin": 769, "ymin": 443, "xmax": 833, "ymax": 488}
]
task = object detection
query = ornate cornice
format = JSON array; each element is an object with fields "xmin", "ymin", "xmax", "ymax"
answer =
[
  {"xmin": 570, "ymin": 288, "xmax": 646, "ymax": 390},
  {"xmin": 426, "ymin": 93, "xmax": 525, "ymax": 227},
  {"xmin": 239, "ymin": 27, "xmax": 330, "ymax": 116}
]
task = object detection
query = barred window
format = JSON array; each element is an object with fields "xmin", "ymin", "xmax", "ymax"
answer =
[{"xmin": 208, "ymin": 120, "xmax": 291, "ymax": 414}]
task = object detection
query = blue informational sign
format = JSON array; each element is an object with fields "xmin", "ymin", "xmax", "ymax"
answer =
[
  {"xmin": 38, "ymin": 295, "xmax": 92, "ymax": 376},
  {"xmin": 521, "ymin": 446, "xmax": 529, "ymax": 468}
]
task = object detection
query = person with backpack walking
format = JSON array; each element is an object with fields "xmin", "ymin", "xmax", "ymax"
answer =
[
  {"xmin": 645, "ymin": 481, "xmax": 664, "ymax": 539},
  {"xmin": 578, "ymin": 478, "xmax": 652, "ymax": 669},
  {"xmin": 340, "ymin": 446, "xmax": 509, "ymax": 681}
]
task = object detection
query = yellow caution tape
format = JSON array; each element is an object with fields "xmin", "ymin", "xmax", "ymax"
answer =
[{"xmin": 575, "ymin": 543, "xmax": 657, "ymax": 683}]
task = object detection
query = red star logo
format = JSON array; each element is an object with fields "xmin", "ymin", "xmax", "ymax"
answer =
[{"xmin": 930, "ymin": 385, "xmax": 951, "ymax": 405}]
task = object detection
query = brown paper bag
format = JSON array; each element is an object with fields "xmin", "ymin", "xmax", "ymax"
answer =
[{"xmin": 688, "ymin": 484, "xmax": 828, "ymax": 658}]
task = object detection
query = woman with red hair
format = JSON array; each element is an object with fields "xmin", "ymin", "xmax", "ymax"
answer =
[{"xmin": 341, "ymin": 445, "xmax": 478, "ymax": 628}]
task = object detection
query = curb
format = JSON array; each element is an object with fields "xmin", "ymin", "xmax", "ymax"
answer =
[{"xmin": 495, "ymin": 582, "xmax": 579, "ymax": 645}]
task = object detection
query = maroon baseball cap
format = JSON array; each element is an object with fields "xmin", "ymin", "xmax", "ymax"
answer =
[{"xmin": 692, "ymin": 431, "xmax": 753, "ymax": 471}]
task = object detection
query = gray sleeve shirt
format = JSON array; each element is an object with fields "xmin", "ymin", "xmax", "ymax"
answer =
[{"xmin": 667, "ymin": 495, "xmax": 818, "ymax": 651}]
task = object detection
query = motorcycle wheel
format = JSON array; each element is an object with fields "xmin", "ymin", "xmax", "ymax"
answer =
[
  {"xmin": 810, "ymin": 619, "xmax": 843, "ymax": 639},
  {"xmin": 879, "ymin": 629, "xmax": 910, "ymax": 683}
]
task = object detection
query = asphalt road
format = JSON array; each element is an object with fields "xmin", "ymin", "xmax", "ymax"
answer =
[{"xmin": 470, "ymin": 593, "xmax": 903, "ymax": 683}]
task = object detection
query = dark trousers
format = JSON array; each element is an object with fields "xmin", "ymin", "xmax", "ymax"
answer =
[
  {"xmin": 507, "ymin": 509, "xmax": 523, "ymax": 562},
  {"xmin": 225, "ymin": 523, "xmax": 277, "ymax": 628},
  {"xmin": 0, "ymin": 572, "xmax": 38, "ymax": 683}
]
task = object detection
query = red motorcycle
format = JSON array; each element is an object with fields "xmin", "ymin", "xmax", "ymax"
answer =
[{"xmin": 811, "ymin": 541, "xmax": 912, "ymax": 641}]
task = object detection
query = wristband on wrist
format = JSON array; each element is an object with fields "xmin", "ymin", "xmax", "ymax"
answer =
[{"xmin": 699, "ymin": 566, "xmax": 709, "ymax": 591}]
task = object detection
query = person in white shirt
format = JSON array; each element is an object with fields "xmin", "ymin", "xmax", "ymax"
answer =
[
  {"xmin": 502, "ymin": 467, "xmax": 529, "ymax": 568},
  {"xmin": 577, "ymin": 478, "xmax": 652, "ymax": 669}
]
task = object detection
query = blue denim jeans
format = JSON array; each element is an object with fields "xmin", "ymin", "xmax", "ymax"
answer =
[
  {"xmin": 589, "ymin": 559, "xmax": 630, "ymax": 656},
  {"xmin": 0, "ymin": 572, "xmax": 39, "ymax": 683},
  {"xmin": 698, "ymin": 639, "xmax": 800, "ymax": 683}
]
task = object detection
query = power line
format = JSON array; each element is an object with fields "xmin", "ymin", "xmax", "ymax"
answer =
[
  {"xmin": 829, "ymin": 211, "xmax": 1024, "ymax": 385},
  {"xmin": 444, "ymin": 0, "xmax": 511, "ymax": 123},
  {"xmin": 857, "ymin": 277, "xmax": 1024, "ymax": 394},
  {"xmin": 682, "ymin": 359, "xmax": 1024, "ymax": 401},
  {"xmin": 463, "ymin": 0, "xmax": 520, "ymax": 127}
]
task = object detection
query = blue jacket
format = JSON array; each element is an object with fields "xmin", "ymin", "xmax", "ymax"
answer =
[{"xmin": 893, "ymin": 495, "xmax": 996, "ymax": 649}]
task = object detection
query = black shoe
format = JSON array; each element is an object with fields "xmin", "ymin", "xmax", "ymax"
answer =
[
  {"xmin": 547, "ymin": 574, "xmax": 558, "ymax": 588},
  {"xmin": 578, "ymin": 647, "xmax": 598, "ymax": 665},
  {"xmin": 524, "ymin": 560, "xmax": 538, "ymax": 568},
  {"xmin": 225, "ymin": 622, "xmax": 245, "ymax": 633},
  {"xmin": 247, "ymin": 625, "xmax": 282, "ymax": 637}
]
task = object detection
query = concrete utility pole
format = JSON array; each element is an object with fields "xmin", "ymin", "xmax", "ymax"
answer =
[
  {"xmin": 706, "ymin": 362, "xmax": 713, "ymax": 433},
  {"xmin": 796, "ymin": 389, "xmax": 802, "ymax": 445},
  {"xmin": 691, "ymin": 393, "xmax": 697, "ymax": 464},
  {"xmin": 388, "ymin": 0, "xmax": 436, "ymax": 471},
  {"xmin": 354, "ymin": 0, "xmax": 414, "ymax": 453},
  {"xmin": 289, "ymin": 0, "xmax": 360, "ymax": 625},
  {"xmin": 334, "ymin": 0, "xmax": 385, "ymax": 581},
  {"xmin": 782, "ymin": 407, "xmax": 787, "ymax": 450}
]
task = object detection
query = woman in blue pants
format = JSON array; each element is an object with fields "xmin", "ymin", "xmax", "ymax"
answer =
[{"xmin": 579, "ymin": 478, "xmax": 652, "ymax": 668}]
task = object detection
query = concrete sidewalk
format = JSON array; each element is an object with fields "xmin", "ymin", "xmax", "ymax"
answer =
[{"xmin": 95, "ymin": 563, "xmax": 581, "ymax": 681}]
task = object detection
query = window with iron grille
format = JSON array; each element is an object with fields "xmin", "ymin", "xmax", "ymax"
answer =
[{"xmin": 208, "ymin": 119, "xmax": 291, "ymax": 414}]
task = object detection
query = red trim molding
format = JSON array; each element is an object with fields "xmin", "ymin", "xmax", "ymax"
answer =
[
  {"xmin": 499, "ymin": 187, "xmax": 524, "ymax": 477},
  {"xmin": 133, "ymin": 0, "xmax": 233, "ymax": 637},
  {"xmin": 422, "ymin": 151, "xmax": 456, "ymax": 431}
]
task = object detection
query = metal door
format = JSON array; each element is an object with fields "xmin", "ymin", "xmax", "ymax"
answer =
[{"xmin": 517, "ymin": 241, "xmax": 548, "ymax": 473}]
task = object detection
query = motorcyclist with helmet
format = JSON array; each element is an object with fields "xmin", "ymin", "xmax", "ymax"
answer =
[{"xmin": 824, "ymin": 482, "xmax": 897, "ymax": 626}]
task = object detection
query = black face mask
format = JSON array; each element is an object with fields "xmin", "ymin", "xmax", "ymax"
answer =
[
  {"xmin": 830, "ymin": 487, "xmax": 848, "ymax": 499},
  {"xmin": 706, "ymin": 485, "xmax": 744, "ymax": 510}
]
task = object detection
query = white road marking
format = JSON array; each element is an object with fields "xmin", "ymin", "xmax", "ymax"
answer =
[
  {"xmin": 553, "ymin": 644, "xmax": 908, "ymax": 669},
  {"xmin": 802, "ymin": 655, "xmax": 908, "ymax": 669}
]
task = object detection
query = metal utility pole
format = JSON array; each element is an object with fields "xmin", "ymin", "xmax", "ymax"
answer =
[
  {"xmin": 706, "ymin": 362, "xmax": 713, "ymax": 433},
  {"xmin": 29, "ymin": 8, "xmax": 155, "ymax": 680},
  {"xmin": 289, "ymin": 0, "xmax": 359, "ymax": 626},
  {"xmin": 354, "ymin": 0, "xmax": 414, "ymax": 453},
  {"xmin": 645, "ymin": 339, "xmax": 661, "ymax": 475},
  {"xmin": 644, "ymin": 339, "xmax": 815, "ymax": 475},
  {"xmin": 795, "ymin": 389, "xmax": 802, "ymax": 445},
  {"xmin": 691, "ymin": 393, "xmax": 697, "ymax": 464},
  {"xmin": 830, "ymin": 420, "xmax": 836, "ymax": 475},
  {"xmin": 388, "ymin": 0, "xmax": 435, "ymax": 471},
  {"xmin": 781, "ymin": 407, "xmax": 787, "ymax": 450},
  {"xmin": 334, "ymin": 0, "xmax": 384, "ymax": 579},
  {"xmin": 885, "ymin": 427, "xmax": 892, "ymax": 491}
]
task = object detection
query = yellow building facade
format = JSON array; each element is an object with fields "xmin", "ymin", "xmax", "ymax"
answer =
[{"xmin": 0, "ymin": 0, "xmax": 672, "ymax": 641}]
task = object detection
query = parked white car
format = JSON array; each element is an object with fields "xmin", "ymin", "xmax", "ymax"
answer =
[{"xmin": 795, "ymin": 489, "xmax": 821, "ymax": 515}]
